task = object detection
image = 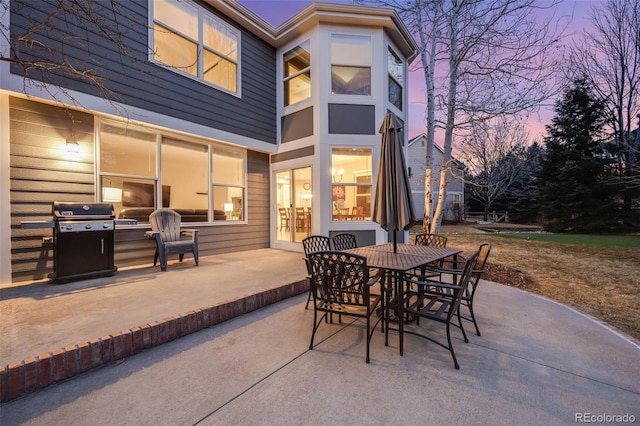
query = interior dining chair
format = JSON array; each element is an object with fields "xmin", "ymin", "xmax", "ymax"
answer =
[
  {"xmin": 332, "ymin": 233, "xmax": 358, "ymax": 251},
  {"xmin": 307, "ymin": 251, "xmax": 383, "ymax": 363},
  {"xmin": 302, "ymin": 235, "xmax": 331, "ymax": 310},
  {"xmin": 400, "ymin": 250, "xmax": 479, "ymax": 369},
  {"xmin": 430, "ymin": 243, "xmax": 492, "ymax": 336},
  {"xmin": 278, "ymin": 207, "xmax": 290, "ymax": 231},
  {"xmin": 295, "ymin": 207, "xmax": 306, "ymax": 231},
  {"xmin": 146, "ymin": 208, "xmax": 199, "ymax": 272}
]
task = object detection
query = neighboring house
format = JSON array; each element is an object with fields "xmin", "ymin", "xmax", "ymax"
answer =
[
  {"xmin": 0, "ymin": 0, "xmax": 418, "ymax": 283},
  {"xmin": 406, "ymin": 134, "xmax": 464, "ymax": 223}
]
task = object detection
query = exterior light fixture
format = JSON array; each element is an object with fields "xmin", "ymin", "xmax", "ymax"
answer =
[{"xmin": 65, "ymin": 139, "xmax": 80, "ymax": 154}]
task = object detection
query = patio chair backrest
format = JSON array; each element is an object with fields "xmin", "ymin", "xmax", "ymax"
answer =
[
  {"xmin": 414, "ymin": 233, "xmax": 447, "ymax": 248},
  {"xmin": 149, "ymin": 209, "xmax": 182, "ymax": 243},
  {"xmin": 332, "ymin": 233, "xmax": 358, "ymax": 251},
  {"xmin": 302, "ymin": 235, "xmax": 331, "ymax": 256},
  {"xmin": 467, "ymin": 243, "xmax": 491, "ymax": 297},
  {"xmin": 308, "ymin": 251, "xmax": 371, "ymax": 307}
]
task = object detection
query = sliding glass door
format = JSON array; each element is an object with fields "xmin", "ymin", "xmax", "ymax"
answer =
[{"xmin": 275, "ymin": 167, "xmax": 311, "ymax": 244}]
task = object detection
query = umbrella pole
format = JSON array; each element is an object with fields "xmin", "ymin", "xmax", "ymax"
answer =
[{"xmin": 393, "ymin": 231, "xmax": 397, "ymax": 253}]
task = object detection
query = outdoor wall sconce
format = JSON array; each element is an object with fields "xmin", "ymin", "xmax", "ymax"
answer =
[
  {"xmin": 65, "ymin": 139, "xmax": 80, "ymax": 155},
  {"xmin": 331, "ymin": 168, "xmax": 344, "ymax": 182}
]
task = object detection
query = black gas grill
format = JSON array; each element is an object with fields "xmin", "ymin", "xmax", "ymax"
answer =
[{"xmin": 51, "ymin": 202, "xmax": 117, "ymax": 282}]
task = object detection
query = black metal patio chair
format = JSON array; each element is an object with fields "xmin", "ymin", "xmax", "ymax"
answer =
[
  {"xmin": 426, "ymin": 243, "xmax": 492, "ymax": 336},
  {"xmin": 400, "ymin": 250, "xmax": 478, "ymax": 369},
  {"xmin": 302, "ymin": 235, "xmax": 331, "ymax": 309},
  {"xmin": 408, "ymin": 233, "xmax": 448, "ymax": 279},
  {"xmin": 308, "ymin": 251, "xmax": 383, "ymax": 363},
  {"xmin": 332, "ymin": 233, "xmax": 358, "ymax": 251}
]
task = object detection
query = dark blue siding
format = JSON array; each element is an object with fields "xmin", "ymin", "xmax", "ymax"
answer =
[{"xmin": 10, "ymin": 0, "xmax": 277, "ymax": 144}]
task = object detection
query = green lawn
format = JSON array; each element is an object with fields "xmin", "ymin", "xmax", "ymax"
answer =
[{"xmin": 489, "ymin": 232, "xmax": 640, "ymax": 249}]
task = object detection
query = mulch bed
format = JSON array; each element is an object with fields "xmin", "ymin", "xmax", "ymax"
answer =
[{"xmin": 483, "ymin": 263, "xmax": 535, "ymax": 289}]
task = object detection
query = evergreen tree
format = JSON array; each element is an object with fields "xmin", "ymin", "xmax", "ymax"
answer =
[
  {"xmin": 499, "ymin": 142, "xmax": 544, "ymax": 223},
  {"xmin": 537, "ymin": 79, "xmax": 619, "ymax": 232}
]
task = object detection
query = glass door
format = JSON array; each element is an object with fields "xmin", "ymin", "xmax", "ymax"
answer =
[{"xmin": 276, "ymin": 167, "xmax": 311, "ymax": 243}]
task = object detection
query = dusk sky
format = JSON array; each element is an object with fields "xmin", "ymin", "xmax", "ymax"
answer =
[{"xmin": 238, "ymin": 0, "xmax": 599, "ymax": 143}]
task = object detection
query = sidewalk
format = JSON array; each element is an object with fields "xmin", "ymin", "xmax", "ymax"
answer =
[{"xmin": 1, "ymin": 248, "xmax": 639, "ymax": 424}]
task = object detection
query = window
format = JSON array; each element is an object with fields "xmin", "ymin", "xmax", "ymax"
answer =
[
  {"xmin": 99, "ymin": 122, "xmax": 246, "ymax": 223},
  {"xmin": 100, "ymin": 126, "xmax": 158, "ymax": 214},
  {"xmin": 152, "ymin": 0, "xmax": 239, "ymax": 93},
  {"xmin": 331, "ymin": 148, "xmax": 373, "ymax": 220},
  {"xmin": 331, "ymin": 34, "xmax": 371, "ymax": 96},
  {"xmin": 212, "ymin": 146, "xmax": 245, "ymax": 220},
  {"xmin": 388, "ymin": 47, "xmax": 404, "ymax": 110},
  {"xmin": 283, "ymin": 40, "xmax": 311, "ymax": 106},
  {"xmin": 162, "ymin": 139, "xmax": 208, "ymax": 214}
]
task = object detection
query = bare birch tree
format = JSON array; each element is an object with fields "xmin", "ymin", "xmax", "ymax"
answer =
[
  {"xmin": 458, "ymin": 117, "xmax": 530, "ymax": 221},
  {"xmin": 357, "ymin": 0, "xmax": 565, "ymax": 233},
  {"xmin": 567, "ymin": 0, "xmax": 640, "ymax": 216},
  {"xmin": 1, "ymin": 0, "xmax": 140, "ymax": 114}
]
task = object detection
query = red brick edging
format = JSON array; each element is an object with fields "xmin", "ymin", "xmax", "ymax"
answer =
[{"xmin": 0, "ymin": 280, "xmax": 308, "ymax": 403}]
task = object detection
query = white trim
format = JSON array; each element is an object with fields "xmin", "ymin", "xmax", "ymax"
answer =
[
  {"xmin": 1, "ymin": 0, "xmax": 11, "ymax": 283},
  {"xmin": 0, "ymin": 93, "xmax": 11, "ymax": 284}
]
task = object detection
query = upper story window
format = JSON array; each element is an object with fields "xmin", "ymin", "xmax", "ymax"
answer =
[
  {"xmin": 388, "ymin": 47, "xmax": 404, "ymax": 110},
  {"xmin": 330, "ymin": 34, "xmax": 371, "ymax": 96},
  {"xmin": 152, "ymin": 0, "xmax": 240, "ymax": 94},
  {"xmin": 283, "ymin": 40, "xmax": 311, "ymax": 106}
]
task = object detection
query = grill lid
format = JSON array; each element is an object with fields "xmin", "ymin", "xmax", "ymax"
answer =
[{"xmin": 53, "ymin": 202, "xmax": 115, "ymax": 219}]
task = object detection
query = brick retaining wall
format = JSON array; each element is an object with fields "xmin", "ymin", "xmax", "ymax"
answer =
[{"xmin": 0, "ymin": 280, "xmax": 308, "ymax": 403}]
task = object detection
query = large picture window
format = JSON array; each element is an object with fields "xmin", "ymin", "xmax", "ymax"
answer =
[
  {"xmin": 99, "ymin": 122, "xmax": 246, "ymax": 223},
  {"xmin": 152, "ymin": 0, "xmax": 240, "ymax": 93},
  {"xmin": 283, "ymin": 40, "xmax": 311, "ymax": 106},
  {"xmin": 331, "ymin": 148, "xmax": 373, "ymax": 221},
  {"xmin": 331, "ymin": 34, "xmax": 372, "ymax": 96}
]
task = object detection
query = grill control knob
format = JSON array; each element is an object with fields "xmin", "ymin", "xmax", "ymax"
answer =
[
  {"xmin": 103, "ymin": 223, "xmax": 110, "ymax": 229},
  {"xmin": 66, "ymin": 225, "xmax": 73, "ymax": 231},
  {"xmin": 85, "ymin": 224, "xmax": 92, "ymax": 230}
]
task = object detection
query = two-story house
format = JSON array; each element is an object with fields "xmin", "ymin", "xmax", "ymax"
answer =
[
  {"xmin": 406, "ymin": 134, "xmax": 464, "ymax": 223},
  {"xmin": 0, "ymin": 0, "xmax": 418, "ymax": 284}
]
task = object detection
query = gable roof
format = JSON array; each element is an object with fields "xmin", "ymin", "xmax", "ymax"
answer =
[
  {"xmin": 408, "ymin": 133, "xmax": 444, "ymax": 154},
  {"xmin": 209, "ymin": 0, "xmax": 418, "ymax": 62}
]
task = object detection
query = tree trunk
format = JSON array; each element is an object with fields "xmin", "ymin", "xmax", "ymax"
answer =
[
  {"xmin": 419, "ymin": 0, "xmax": 441, "ymax": 234},
  {"xmin": 430, "ymin": 1, "xmax": 459, "ymax": 234}
]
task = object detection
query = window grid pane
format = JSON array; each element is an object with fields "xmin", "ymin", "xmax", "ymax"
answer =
[
  {"xmin": 204, "ymin": 50, "xmax": 237, "ymax": 92},
  {"xmin": 154, "ymin": 23, "xmax": 198, "ymax": 76},
  {"xmin": 331, "ymin": 66, "xmax": 371, "ymax": 96},
  {"xmin": 204, "ymin": 14, "xmax": 238, "ymax": 61},
  {"xmin": 154, "ymin": 0, "xmax": 198, "ymax": 39},
  {"xmin": 283, "ymin": 40, "xmax": 311, "ymax": 106}
]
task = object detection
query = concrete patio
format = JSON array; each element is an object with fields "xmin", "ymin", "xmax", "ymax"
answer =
[{"xmin": 1, "ymin": 248, "xmax": 639, "ymax": 425}]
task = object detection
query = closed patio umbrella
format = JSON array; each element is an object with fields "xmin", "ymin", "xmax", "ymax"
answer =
[{"xmin": 372, "ymin": 112, "xmax": 416, "ymax": 252}]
